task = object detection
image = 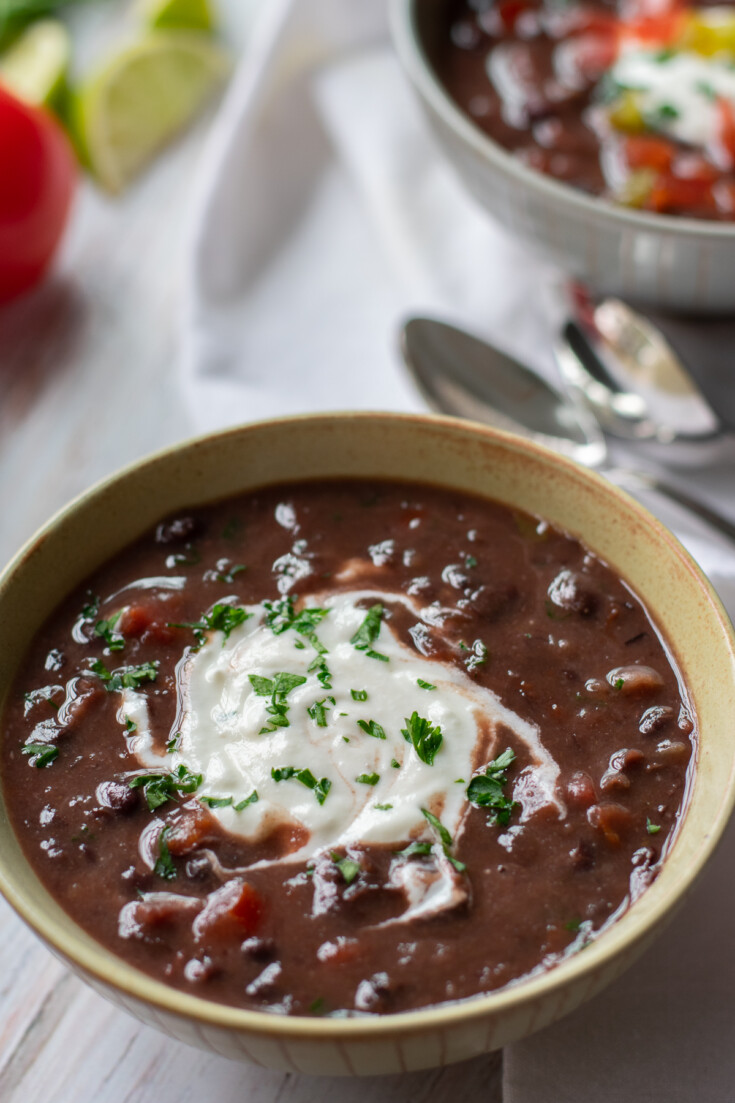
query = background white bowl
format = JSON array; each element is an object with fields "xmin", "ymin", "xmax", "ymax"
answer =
[{"xmin": 390, "ymin": 0, "xmax": 735, "ymax": 314}]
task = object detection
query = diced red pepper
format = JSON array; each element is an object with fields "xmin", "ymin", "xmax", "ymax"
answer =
[
  {"xmin": 193, "ymin": 878, "xmax": 264, "ymax": 942},
  {"xmin": 118, "ymin": 604, "xmax": 154, "ymax": 636},
  {"xmin": 624, "ymin": 135, "xmax": 675, "ymax": 174},
  {"xmin": 647, "ymin": 174, "xmax": 717, "ymax": 214}
]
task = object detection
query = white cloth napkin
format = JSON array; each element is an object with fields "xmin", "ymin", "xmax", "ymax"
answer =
[{"xmin": 180, "ymin": 1, "xmax": 735, "ymax": 1097}]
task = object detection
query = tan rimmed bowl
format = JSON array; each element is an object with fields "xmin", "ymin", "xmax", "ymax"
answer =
[
  {"xmin": 1, "ymin": 412, "xmax": 734, "ymax": 1075},
  {"xmin": 390, "ymin": 0, "xmax": 735, "ymax": 313}
]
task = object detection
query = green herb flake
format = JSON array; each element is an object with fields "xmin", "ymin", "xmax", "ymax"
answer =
[
  {"xmin": 249, "ymin": 671, "xmax": 308, "ymax": 733},
  {"xmin": 356, "ymin": 772, "xmax": 380, "ymax": 785},
  {"xmin": 351, "ymin": 689, "xmax": 368, "ymax": 701},
  {"xmin": 271, "ymin": 766, "xmax": 332, "ymax": 805},
  {"xmin": 395, "ymin": 840, "xmax": 432, "ymax": 859},
  {"xmin": 309, "ymin": 997, "xmax": 328, "ymax": 1015},
  {"xmin": 466, "ymin": 747, "xmax": 517, "ymax": 827},
  {"xmin": 168, "ymin": 544, "xmax": 201, "ymax": 567},
  {"xmin": 154, "ymin": 827, "xmax": 177, "ymax": 880},
  {"xmin": 565, "ymin": 918, "xmax": 583, "ymax": 932},
  {"xmin": 173, "ymin": 603, "xmax": 252, "ymax": 647},
  {"xmin": 308, "ymin": 655, "xmax": 333, "ymax": 690},
  {"xmin": 655, "ymin": 102, "xmax": 680, "ymax": 120},
  {"xmin": 94, "ymin": 611, "xmax": 125, "ymax": 652},
  {"xmin": 21, "ymin": 742, "xmax": 58, "ymax": 768},
  {"xmin": 165, "ymin": 732, "xmax": 180, "ymax": 753},
  {"xmin": 614, "ymin": 677, "xmax": 624, "ymax": 690},
  {"xmin": 342, "ymin": 736, "xmax": 350, "ymax": 743},
  {"xmin": 331, "ymin": 851, "xmax": 361, "ymax": 885},
  {"xmin": 90, "ymin": 659, "xmax": 158, "ymax": 693},
  {"xmin": 214, "ymin": 563, "xmax": 246, "ymax": 583},
  {"xmin": 465, "ymin": 555, "xmax": 478, "ymax": 569},
  {"xmin": 374, "ymin": 803, "xmax": 393, "ymax": 811},
  {"xmin": 464, "ymin": 639, "xmax": 488, "ymax": 671},
  {"xmin": 421, "ymin": 808, "xmax": 466, "ymax": 872},
  {"xmin": 402, "ymin": 712, "xmax": 443, "ymax": 765},
  {"xmin": 234, "ymin": 790, "xmax": 259, "ymax": 811},
  {"xmin": 646, "ymin": 817, "xmax": 662, "ymax": 835},
  {"xmin": 125, "ymin": 717, "xmax": 137, "ymax": 734},
  {"xmin": 200, "ymin": 795, "xmax": 233, "ymax": 809},
  {"xmin": 308, "ymin": 696, "xmax": 335, "ymax": 727},
  {"xmin": 81, "ymin": 593, "xmax": 100, "ymax": 621},
  {"xmin": 350, "ymin": 604, "xmax": 385, "ymax": 654},
  {"xmin": 357, "ymin": 718, "xmax": 386, "ymax": 741},
  {"xmin": 654, "ymin": 47, "xmax": 676, "ymax": 62},
  {"xmin": 417, "ymin": 679, "xmax": 436, "ymax": 691},
  {"xmin": 391, "ymin": 758, "xmax": 400, "ymax": 769},
  {"xmin": 129, "ymin": 764, "xmax": 202, "ymax": 811}
]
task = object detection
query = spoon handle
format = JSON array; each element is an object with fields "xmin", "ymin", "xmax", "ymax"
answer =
[{"xmin": 606, "ymin": 467, "xmax": 735, "ymax": 544}]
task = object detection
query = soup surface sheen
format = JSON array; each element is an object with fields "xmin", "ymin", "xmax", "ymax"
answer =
[
  {"xmin": 2, "ymin": 480, "xmax": 695, "ymax": 1016},
  {"xmin": 433, "ymin": 0, "xmax": 735, "ymax": 219}
]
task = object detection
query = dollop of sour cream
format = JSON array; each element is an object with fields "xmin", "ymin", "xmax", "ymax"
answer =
[{"xmin": 125, "ymin": 590, "xmax": 561, "ymax": 866}]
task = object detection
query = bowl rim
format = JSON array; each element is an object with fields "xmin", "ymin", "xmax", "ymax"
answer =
[
  {"xmin": 389, "ymin": 0, "xmax": 735, "ymax": 242},
  {"xmin": 2, "ymin": 409, "xmax": 735, "ymax": 1043}
]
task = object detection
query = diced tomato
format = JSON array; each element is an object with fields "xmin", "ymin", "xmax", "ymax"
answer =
[
  {"xmin": 497, "ymin": 0, "xmax": 530, "ymax": 32},
  {"xmin": 717, "ymin": 98, "xmax": 735, "ymax": 171},
  {"xmin": 118, "ymin": 604, "xmax": 154, "ymax": 636},
  {"xmin": 193, "ymin": 879, "xmax": 264, "ymax": 942},
  {"xmin": 646, "ymin": 174, "xmax": 717, "ymax": 214},
  {"xmin": 714, "ymin": 179, "xmax": 735, "ymax": 215},
  {"xmin": 672, "ymin": 153, "xmax": 719, "ymax": 184},
  {"xmin": 588, "ymin": 802, "xmax": 633, "ymax": 847},
  {"xmin": 564, "ymin": 33, "xmax": 619, "ymax": 81},
  {"xmin": 166, "ymin": 804, "xmax": 216, "ymax": 856},
  {"xmin": 624, "ymin": 135, "xmax": 674, "ymax": 173}
]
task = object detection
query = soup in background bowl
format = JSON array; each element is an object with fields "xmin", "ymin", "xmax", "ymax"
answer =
[{"xmin": 0, "ymin": 412, "xmax": 734, "ymax": 1075}]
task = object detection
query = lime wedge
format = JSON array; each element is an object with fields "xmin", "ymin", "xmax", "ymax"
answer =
[
  {"xmin": 71, "ymin": 32, "xmax": 229, "ymax": 193},
  {"xmin": 0, "ymin": 19, "xmax": 70, "ymax": 107},
  {"xmin": 140, "ymin": 0, "xmax": 217, "ymax": 32}
]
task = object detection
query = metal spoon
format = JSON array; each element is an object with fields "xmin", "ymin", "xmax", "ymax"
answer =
[
  {"xmin": 556, "ymin": 298, "xmax": 724, "ymax": 446},
  {"xmin": 401, "ymin": 316, "xmax": 735, "ymax": 543}
]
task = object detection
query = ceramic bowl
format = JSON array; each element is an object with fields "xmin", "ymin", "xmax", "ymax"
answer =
[
  {"xmin": 390, "ymin": 0, "xmax": 735, "ymax": 313},
  {"xmin": 1, "ymin": 412, "xmax": 734, "ymax": 1075}
]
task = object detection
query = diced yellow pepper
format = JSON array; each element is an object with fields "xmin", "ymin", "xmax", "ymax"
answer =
[
  {"xmin": 609, "ymin": 92, "xmax": 646, "ymax": 133},
  {"xmin": 617, "ymin": 168, "xmax": 657, "ymax": 208},
  {"xmin": 682, "ymin": 14, "xmax": 735, "ymax": 57}
]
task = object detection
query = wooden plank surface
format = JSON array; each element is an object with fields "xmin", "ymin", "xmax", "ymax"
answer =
[{"xmin": 0, "ymin": 5, "xmax": 502, "ymax": 1099}]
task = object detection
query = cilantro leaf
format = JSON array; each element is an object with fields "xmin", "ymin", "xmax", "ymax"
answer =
[
  {"xmin": 21, "ymin": 742, "xmax": 58, "ymax": 768},
  {"xmin": 154, "ymin": 827, "xmax": 177, "ymax": 880},
  {"xmin": 351, "ymin": 689, "xmax": 368, "ymax": 701},
  {"xmin": 128, "ymin": 763, "xmax": 202, "ymax": 811},
  {"xmin": 351, "ymin": 605, "xmax": 389, "ymax": 659},
  {"xmin": 646, "ymin": 817, "xmax": 661, "ymax": 835},
  {"xmin": 331, "ymin": 852, "xmax": 361, "ymax": 885},
  {"xmin": 172, "ymin": 603, "xmax": 251, "ymax": 647},
  {"xmin": 356, "ymin": 772, "xmax": 380, "ymax": 785},
  {"xmin": 395, "ymin": 840, "xmax": 432, "ymax": 859},
  {"xmin": 466, "ymin": 747, "xmax": 517, "ymax": 826},
  {"xmin": 308, "ymin": 655, "xmax": 332, "ymax": 689},
  {"xmin": 234, "ymin": 790, "xmax": 259, "ymax": 811},
  {"xmin": 90, "ymin": 659, "xmax": 158, "ymax": 692},
  {"xmin": 200, "ymin": 795, "xmax": 233, "ymax": 809},
  {"xmin": 308, "ymin": 696, "xmax": 335, "ymax": 727},
  {"xmin": 94, "ymin": 611, "xmax": 125, "ymax": 652},
  {"xmin": 421, "ymin": 808, "xmax": 466, "ymax": 873},
  {"xmin": 249, "ymin": 671, "xmax": 307, "ymax": 733},
  {"xmin": 271, "ymin": 766, "xmax": 331, "ymax": 805},
  {"xmin": 417, "ymin": 679, "xmax": 436, "ymax": 690},
  {"xmin": 356, "ymin": 718, "xmax": 386, "ymax": 741},
  {"xmin": 402, "ymin": 711, "xmax": 443, "ymax": 765}
]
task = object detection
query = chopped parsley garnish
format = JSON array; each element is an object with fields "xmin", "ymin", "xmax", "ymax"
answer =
[
  {"xmin": 351, "ymin": 689, "xmax": 368, "ymax": 701},
  {"xmin": 357, "ymin": 718, "xmax": 386, "ymax": 740},
  {"xmin": 81, "ymin": 593, "xmax": 100, "ymax": 620},
  {"xmin": 374, "ymin": 803, "xmax": 393, "ymax": 811},
  {"xmin": 90, "ymin": 659, "xmax": 158, "ymax": 692},
  {"xmin": 391, "ymin": 758, "xmax": 400, "ymax": 769},
  {"xmin": 466, "ymin": 748, "xmax": 517, "ymax": 827},
  {"xmin": 94, "ymin": 611, "xmax": 125, "ymax": 652},
  {"xmin": 308, "ymin": 696, "xmax": 335, "ymax": 727},
  {"xmin": 125, "ymin": 717, "xmax": 137, "ymax": 734},
  {"xmin": 654, "ymin": 47, "xmax": 676, "ymax": 62},
  {"xmin": 421, "ymin": 808, "xmax": 465, "ymax": 873},
  {"xmin": 200, "ymin": 795, "xmax": 233, "ymax": 809},
  {"xmin": 308, "ymin": 655, "xmax": 333, "ymax": 689},
  {"xmin": 465, "ymin": 555, "xmax": 478, "ymax": 569},
  {"xmin": 417, "ymin": 679, "xmax": 436, "ymax": 691},
  {"xmin": 249, "ymin": 671, "xmax": 307, "ymax": 733},
  {"xmin": 23, "ymin": 686, "xmax": 61, "ymax": 714},
  {"xmin": 350, "ymin": 604, "xmax": 388, "ymax": 662},
  {"xmin": 614, "ymin": 677, "xmax": 625, "ymax": 690},
  {"xmin": 128, "ymin": 764, "xmax": 202, "ymax": 811},
  {"xmin": 565, "ymin": 918, "xmax": 583, "ymax": 932},
  {"xmin": 271, "ymin": 766, "xmax": 331, "ymax": 805},
  {"xmin": 309, "ymin": 997, "xmax": 328, "ymax": 1015},
  {"xmin": 655, "ymin": 102, "xmax": 680, "ymax": 119},
  {"xmin": 22, "ymin": 742, "xmax": 58, "ymax": 768},
  {"xmin": 356, "ymin": 772, "xmax": 380, "ymax": 785},
  {"xmin": 402, "ymin": 711, "xmax": 443, "ymax": 765},
  {"xmin": 395, "ymin": 840, "xmax": 432, "ymax": 859},
  {"xmin": 214, "ymin": 563, "xmax": 246, "ymax": 583},
  {"xmin": 234, "ymin": 790, "xmax": 259, "ymax": 811},
  {"xmin": 172, "ymin": 603, "xmax": 251, "ymax": 647},
  {"xmin": 165, "ymin": 732, "xmax": 180, "ymax": 753},
  {"xmin": 646, "ymin": 817, "xmax": 661, "ymax": 835},
  {"xmin": 263, "ymin": 596, "xmax": 330, "ymax": 653},
  {"xmin": 331, "ymin": 852, "xmax": 361, "ymax": 885},
  {"xmin": 154, "ymin": 827, "xmax": 176, "ymax": 880}
]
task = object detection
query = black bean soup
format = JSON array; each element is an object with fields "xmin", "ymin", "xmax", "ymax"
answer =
[
  {"xmin": 1, "ymin": 481, "xmax": 695, "ymax": 1017},
  {"xmin": 431, "ymin": 0, "xmax": 735, "ymax": 219}
]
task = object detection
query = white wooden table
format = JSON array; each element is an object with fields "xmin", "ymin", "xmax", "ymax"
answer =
[{"xmin": 0, "ymin": 7, "xmax": 502, "ymax": 1100}]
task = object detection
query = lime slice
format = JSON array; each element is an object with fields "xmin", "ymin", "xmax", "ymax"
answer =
[
  {"xmin": 140, "ymin": 0, "xmax": 216, "ymax": 32},
  {"xmin": 72, "ymin": 32, "xmax": 229, "ymax": 193},
  {"xmin": 0, "ymin": 19, "xmax": 70, "ymax": 107}
]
